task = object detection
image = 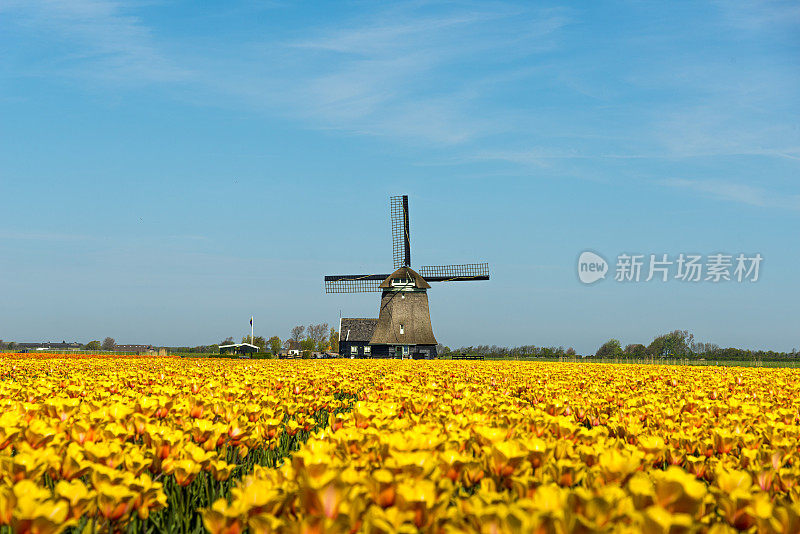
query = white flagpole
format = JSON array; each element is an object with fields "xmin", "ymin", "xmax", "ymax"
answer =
[{"xmin": 251, "ymin": 317, "xmax": 254, "ymax": 345}]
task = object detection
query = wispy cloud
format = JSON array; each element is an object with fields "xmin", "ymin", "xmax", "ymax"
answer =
[
  {"xmin": 717, "ymin": 0, "xmax": 800, "ymax": 33},
  {"xmin": 1, "ymin": 1, "xmax": 571, "ymax": 144},
  {"xmin": 266, "ymin": 5, "xmax": 571, "ymax": 144},
  {"xmin": 471, "ymin": 148, "xmax": 589, "ymax": 166},
  {"xmin": 2, "ymin": 0, "xmax": 798, "ymax": 164},
  {"xmin": 289, "ymin": 12, "xmax": 494, "ymax": 55},
  {"xmin": 651, "ymin": 102, "xmax": 800, "ymax": 161},
  {"xmin": 0, "ymin": 231, "xmax": 94, "ymax": 241},
  {"xmin": 470, "ymin": 145, "xmax": 800, "ymax": 165},
  {"xmin": 663, "ymin": 178, "xmax": 800, "ymax": 211},
  {"xmin": 1, "ymin": 0, "xmax": 188, "ymax": 84},
  {"xmin": 0, "ymin": 230, "xmax": 207, "ymax": 243}
]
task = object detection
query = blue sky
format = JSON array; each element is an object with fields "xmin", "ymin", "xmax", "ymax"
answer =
[{"xmin": 1, "ymin": 1, "xmax": 798, "ymax": 353}]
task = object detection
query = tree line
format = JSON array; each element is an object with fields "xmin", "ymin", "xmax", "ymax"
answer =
[
  {"xmin": 172, "ymin": 323, "xmax": 340, "ymax": 357},
  {"xmin": 8, "ymin": 329, "xmax": 792, "ymax": 362},
  {"xmin": 1, "ymin": 337, "xmax": 118, "ymax": 351},
  {"xmin": 287, "ymin": 323, "xmax": 338, "ymax": 353},
  {"xmin": 441, "ymin": 344, "xmax": 577, "ymax": 358},
  {"xmin": 595, "ymin": 330, "xmax": 798, "ymax": 361},
  {"xmin": 442, "ymin": 331, "xmax": 797, "ymax": 362}
]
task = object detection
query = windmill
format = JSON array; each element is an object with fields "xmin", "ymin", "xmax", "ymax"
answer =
[{"xmin": 325, "ymin": 195, "xmax": 489, "ymax": 359}]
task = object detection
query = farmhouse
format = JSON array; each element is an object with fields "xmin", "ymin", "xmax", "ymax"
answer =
[
  {"xmin": 339, "ymin": 318, "xmax": 378, "ymax": 358},
  {"xmin": 14, "ymin": 341, "xmax": 82, "ymax": 351},
  {"xmin": 285, "ymin": 340, "xmax": 301, "ymax": 357}
]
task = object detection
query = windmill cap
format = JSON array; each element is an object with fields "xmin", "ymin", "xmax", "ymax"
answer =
[{"xmin": 379, "ymin": 267, "xmax": 431, "ymax": 289}]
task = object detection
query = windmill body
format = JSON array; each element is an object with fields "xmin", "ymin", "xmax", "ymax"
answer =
[
  {"xmin": 369, "ymin": 266, "xmax": 437, "ymax": 358},
  {"xmin": 325, "ymin": 195, "xmax": 489, "ymax": 359}
]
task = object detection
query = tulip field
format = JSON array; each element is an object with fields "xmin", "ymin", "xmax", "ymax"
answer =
[{"xmin": 2, "ymin": 356, "xmax": 800, "ymax": 533}]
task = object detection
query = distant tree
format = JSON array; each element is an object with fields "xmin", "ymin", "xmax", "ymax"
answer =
[
  {"xmin": 86, "ymin": 340, "xmax": 101, "ymax": 351},
  {"xmin": 436, "ymin": 344, "xmax": 450, "ymax": 356},
  {"xmin": 566, "ymin": 347, "xmax": 576, "ymax": 356},
  {"xmin": 624, "ymin": 344, "xmax": 647, "ymax": 358},
  {"xmin": 647, "ymin": 336, "xmax": 666, "ymax": 357},
  {"xmin": 300, "ymin": 338, "xmax": 316, "ymax": 352},
  {"xmin": 307, "ymin": 323, "xmax": 329, "ymax": 349},
  {"xmin": 290, "ymin": 325, "xmax": 305, "ymax": 343},
  {"xmin": 669, "ymin": 330, "xmax": 694, "ymax": 356},
  {"xmin": 596, "ymin": 339, "xmax": 623, "ymax": 358},
  {"xmin": 329, "ymin": 328, "xmax": 339, "ymax": 353},
  {"xmin": 242, "ymin": 335, "xmax": 266, "ymax": 351},
  {"xmin": 540, "ymin": 347, "xmax": 558, "ymax": 358},
  {"xmin": 101, "ymin": 337, "xmax": 116, "ymax": 351},
  {"xmin": 648, "ymin": 330, "xmax": 693, "ymax": 358},
  {"xmin": 269, "ymin": 336, "xmax": 281, "ymax": 355},
  {"xmin": 221, "ymin": 337, "xmax": 234, "ymax": 346},
  {"xmin": 693, "ymin": 342, "xmax": 720, "ymax": 356}
]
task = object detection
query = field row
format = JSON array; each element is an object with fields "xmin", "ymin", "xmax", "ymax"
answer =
[{"xmin": 1, "ymin": 357, "xmax": 799, "ymax": 533}]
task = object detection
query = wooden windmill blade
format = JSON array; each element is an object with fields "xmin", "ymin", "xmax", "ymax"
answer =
[
  {"xmin": 324, "ymin": 274, "xmax": 389, "ymax": 293},
  {"xmin": 390, "ymin": 195, "xmax": 411, "ymax": 269},
  {"xmin": 419, "ymin": 263, "xmax": 490, "ymax": 282}
]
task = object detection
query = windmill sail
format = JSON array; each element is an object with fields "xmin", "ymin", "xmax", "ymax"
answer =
[
  {"xmin": 324, "ymin": 274, "xmax": 388, "ymax": 293},
  {"xmin": 391, "ymin": 195, "xmax": 411, "ymax": 268},
  {"xmin": 419, "ymin": 263, "xmax": 490, "ymax": 282}
]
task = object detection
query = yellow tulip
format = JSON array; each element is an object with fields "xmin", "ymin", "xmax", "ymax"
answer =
[
  {"xmin": 55, "ymin": 479, "xmax": 96, "ymax": 519},
  {"xmin": 11, "ymin": 497, "xmax": 73, "ymax": 534},
  {"xmin": 96, "ymin": 482, "xmax": 136, "ymax": 520},
  {"xmin": 651, "ymin": 466, "xmax": 706, "ymax": 516}
]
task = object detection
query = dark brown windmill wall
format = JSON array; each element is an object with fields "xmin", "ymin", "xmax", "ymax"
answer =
[{"xmin": 370, "ymin": 289, "xmax": 437, "ymax": 346}]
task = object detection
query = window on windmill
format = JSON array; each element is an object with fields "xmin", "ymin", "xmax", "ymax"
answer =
[
  {"xmin": 350, "ymin": 346, "xmax": 357, "ymax": 354},
  {"xmin": 364, "ymin": 346, "xmax": 371, "ymax": 355},
  {"xmin": 392, "ymin": 277, "xmax": 412, "ymax": 286},
  {"xmin": 400, "ymin": 324, "xmax": 404, "ymax": 334}
]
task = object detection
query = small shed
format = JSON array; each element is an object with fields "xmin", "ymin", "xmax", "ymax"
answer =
[
  {"xmin": 219, "ymin": 343, "xmax": 259, "ymax": 356},
  {"xmin": 286, "ymin": 340, "xmax": 301, "ymax": 357},
  {"xmin": 339, "ymin": 318, "xmax": 378, "ymax": 358}
]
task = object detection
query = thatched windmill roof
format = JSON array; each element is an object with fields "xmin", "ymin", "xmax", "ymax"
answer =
[{"xmin": 378, "ymin": 266, "xmax": 431, "ymax": 289}]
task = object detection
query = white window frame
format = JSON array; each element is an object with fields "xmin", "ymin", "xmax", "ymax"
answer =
[
  {"xmin": 402, "ymin": 345, "xmax": 409, "ymax": 356},
  {"xmin": 399, "ymin": 323, "xmax": 404, "ymax": 334},
  {"xmin": 350, "ymin": 345, "xmax": 357, "ymax": 354},
  {"xmin": 364, "ymin": 346, "xmax": 371, "ymax": 355}
]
